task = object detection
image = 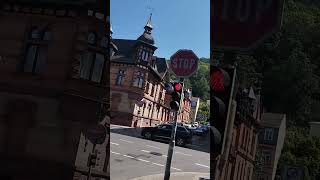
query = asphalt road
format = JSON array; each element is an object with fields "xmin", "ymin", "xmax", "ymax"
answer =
[{"xmin": 110, "ymin": 126, "xmax": 210, "ymax": 180}]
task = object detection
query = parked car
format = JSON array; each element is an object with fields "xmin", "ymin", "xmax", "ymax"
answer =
[
  {"xmin": 194, "ymin": 122, "xmax": 199, "ymax": 127},
  {"xmin": 193, "ymin": 127, "xmax": 206, "ymax": 136},
  {"xmin": 201, "ymin": 125, "xmax": 210, "ymax": 133},
  {"xmin": 141, "ymin": 124, "xmax": 193, "ymax": 146}
]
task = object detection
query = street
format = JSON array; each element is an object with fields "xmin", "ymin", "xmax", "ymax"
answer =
[{"xmin": 110, "ymin": 125, "xmax": 210, "ymax": 180}]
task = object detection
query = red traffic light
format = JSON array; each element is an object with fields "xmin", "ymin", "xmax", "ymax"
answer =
[
  {"xmin": 210, "ymin": 67, "xmax": 230, "ymax": 92},
  {"xmin": 174, "ymin": 83, "xmax": 182, "ymax": 91}
]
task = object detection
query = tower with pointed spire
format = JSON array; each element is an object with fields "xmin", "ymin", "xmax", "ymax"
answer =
[{"xmin": 137, "ymin": 13, "xmax": 155, "ymax": 45}]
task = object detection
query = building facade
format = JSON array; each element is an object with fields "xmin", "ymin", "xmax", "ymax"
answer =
[
  {"xmin": 0, "ymin": 1, "xmax": 109, "ymax": 180},
  {"xmin": 218, "ymin": 87, "xmax": 262, "ymax": 180},
  {"xmin": 190, "ymin": 97, "xmax": 200, "ymax": 123},
  {"xmin": 255, "ymin": 113, "xmax": 286, "ymax": 180},
  {"xmin": 309, "ymin": 121, "xmax": 320, "ymax": 138},
  {"xmin": 110, "ymin": 16, "xmax": 174, "ymax": 127}
]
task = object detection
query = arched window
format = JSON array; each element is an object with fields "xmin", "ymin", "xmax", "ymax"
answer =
[{"xmin": 23, "ymin": 26, "xmax": 51, "ymax": 74}]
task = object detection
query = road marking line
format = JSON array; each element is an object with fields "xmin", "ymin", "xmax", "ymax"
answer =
[
  {"xmin": 137, "ymin": 158, "xmax": 150, "ymax": 163},
  {"xmin": 175, "ymin": 152, "xmax": 192, "ymax": 156},
  {"xmin": 152, "ymin": 162, "xmax": 164, "ymax": 167},
  {"xmin": 171, "ymin": 167, "xmax": 182, "ymax": 171},
  {"xmin": 146, "ymin": 145, "xmax": 161, "ymax": 149},
  {"xmin": 111, "ymin": 151, "xmax": 121, "ymax": 155},
  {"xmin": 195, "ymin": 163, "xmax": 210, "ymax": 168},
  {"xmin": 110, "ymin": 142, "xmax": 119, "ymax": 146},
  {"xmin": 123, "ymin": 154, "xmax": 135, "ymax": 159},
  {"xmin": 119, "ymin": 139, "xmax": 133, "ymax": 143},
  {"xmin": 141, "ymin": 150, "xmax": 150, "ymax": 153}
]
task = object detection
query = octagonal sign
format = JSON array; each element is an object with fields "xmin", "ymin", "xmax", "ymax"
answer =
[{"xmin": 170, "ymin": 49, "xmax": 199, "ymax": 78}]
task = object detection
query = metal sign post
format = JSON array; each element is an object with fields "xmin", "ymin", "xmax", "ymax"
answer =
[{"xmin": 164, "ymin": 78, "xmax": 184, "ymax": 180}]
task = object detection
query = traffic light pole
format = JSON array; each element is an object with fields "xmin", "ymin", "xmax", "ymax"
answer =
[{"xmin": 164, "ymin": 78, "xmax": 184, "ymax": 180}]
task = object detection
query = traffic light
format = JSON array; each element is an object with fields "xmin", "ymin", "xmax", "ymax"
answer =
[
  {"xmin": 88, "ymin": 153, "xmax": 97, "ymax": 167},
  {"xmin": 210, "ymin": 65, "xmax": 236, "ymax": 156},
  {"xmin": 165, "ymin": 82, "xmax": 183, "ymax": 111}
]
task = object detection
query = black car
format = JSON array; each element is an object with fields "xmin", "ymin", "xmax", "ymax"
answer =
[{"xmin": 141, "ymin": 124, "xmax": 193, "ymax": 146}]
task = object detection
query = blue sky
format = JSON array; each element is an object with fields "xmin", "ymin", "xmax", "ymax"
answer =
[{"xmin": 111, "ymin": 0, "xmax": 210, "ymax": 59}]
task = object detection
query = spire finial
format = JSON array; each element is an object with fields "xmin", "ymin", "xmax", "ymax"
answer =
[{"xmin": 145, "ymin": 13, "xmax": 153, "ymax": 31}]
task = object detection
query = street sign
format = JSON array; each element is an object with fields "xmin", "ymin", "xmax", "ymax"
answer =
[
  {"xmin": 211, "ymin": 0, "xmax": 285, "ymax": 51},
  {"xmin": 86, "ymin": 124, "xmax": 107, "ymax": 144},
  {"xmin": 170, "ymin": 49, "xmax": 199, "ymax": 78}
]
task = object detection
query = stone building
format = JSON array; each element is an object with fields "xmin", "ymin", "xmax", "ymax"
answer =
[
  {"xmin": 110, "ymin": 16, "xmax": 184, "ymax": 127},
  {"xmin": 255, "ymin": 113, "xmax": 286, "ymax": 180},
  {"xmin": 217, "ymin": 87, "xmax": 262, "ymax": 180},
  {"xmin": 0, "ymin": 1, "xmax": 109, "ymax": 180}
]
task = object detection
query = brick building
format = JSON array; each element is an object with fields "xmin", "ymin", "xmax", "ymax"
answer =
[
  {"xmin": 110, "ymin": 16, "xmax": 191, "ymax": 127},
  {"xmin": 255, "ymin": 113, "xmax": 286, "ymax": 180},
  {"xmin": 217, "ymin": 87, "xmax": 262, "ymax": 180},
  {"xmin": 0, "ymin": 1, "xmax": 109, "ymax": 180}
]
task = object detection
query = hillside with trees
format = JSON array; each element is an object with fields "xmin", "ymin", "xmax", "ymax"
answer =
[{"xmin": 225, "ymin": 0, "xmax": 320, "ymax": 178}]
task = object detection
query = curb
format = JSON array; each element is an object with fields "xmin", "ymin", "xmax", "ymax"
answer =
[{"xmin": 129, "ymin": 172, "xmax": 210, "ymax": 180}]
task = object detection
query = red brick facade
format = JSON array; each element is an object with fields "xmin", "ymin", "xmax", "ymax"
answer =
[{"xmin": 0, "ymin": 3, "xmax": 109, "ymax": 180}]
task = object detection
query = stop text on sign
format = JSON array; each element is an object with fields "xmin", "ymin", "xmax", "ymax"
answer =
[
  {"xmin": 171, "ymin": 58, "xmax": 196, "ymax": 70},
  {"xmin": 221, "ymin": 0, "xmax": 273, "ymax": 23}
]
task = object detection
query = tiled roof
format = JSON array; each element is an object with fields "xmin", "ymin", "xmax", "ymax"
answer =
[{"xmin": 111, "ymin": 39, "xmax": 137, "ymax": 64}]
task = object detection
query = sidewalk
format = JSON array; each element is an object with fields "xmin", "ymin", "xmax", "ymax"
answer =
[
  {"xmin": 110, "ymin": 124, "xmax": 142, "ymax": 137},
  {"xmin": 129, "ymin": 172, "xmax": 210, "ymax": 180}
]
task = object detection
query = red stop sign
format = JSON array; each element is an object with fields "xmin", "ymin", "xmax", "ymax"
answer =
[
  {"xmin": 170, "ymin": 50, "xmax": 199, "ymax": 78},
  {"xmin": 212, "ymin": 0, "xmax": 284, "ymax": 51}
]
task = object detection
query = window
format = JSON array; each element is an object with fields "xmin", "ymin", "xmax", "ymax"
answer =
[
  {"xmin": 251, "ymin": 135, "xmax": 256, "ymax": 155},
  {"xmin": 145, "ymin": 82, "xmax": 150, "ymax": 93},
  {"xmin": 144, "ymin": 52, "xmax": 149, "ymax": 61},
  {"xmin": 264, "ymin": 128, "xmax": 274, "ymax": 141},
  {"xmin": 80, "ymin": 52, "xmax": 105, "ymax": 82},
  {"xmin": 163, "ymin": 125, "xmax": 172, "ymax": 130},
  {"xmin": 151, "ymin": 84, "xmax": 154, "ymax": 97},
  {"xmin": 23, "ymin": 26, "xmax": 51, "ymax": 74},
  {"xmin": 88, "ymin": 32, "xmax": 97, "ymax": 45},
  {"xmin": 79, "ymin": 32, "xmax": 106, "ymax": 83},
  {"xmin": 100, "ymin": 36, "xmax": 108, "ymax": 48},
  {"xmin": 263, "ymin": 151, "xmax": 272, "ymax": 164},
  {"xmin": 116, "ymin": 70, "xmax": 125, "ymax": 86},
  {"xmin": 133, "ymin": 71, "xmax": 145, "ymax": 88},
  {"xmin": 177, "ymin": 126, "xmax": 187, "ymax": 132}
]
